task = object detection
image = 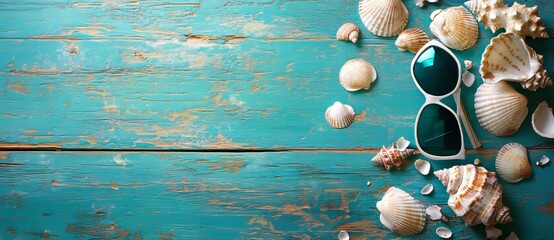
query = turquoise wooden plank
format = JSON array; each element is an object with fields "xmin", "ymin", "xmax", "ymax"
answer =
[{"xmin": 0, "ymin": 151, "xmax": 553, "ymax": 239}]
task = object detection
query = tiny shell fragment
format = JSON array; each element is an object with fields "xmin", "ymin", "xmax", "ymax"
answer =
[
  {"xmin": 421, "ymin": 183, "xmax": 434, "ymax": 195},
  {"xmin": 464, "ymin": 60, "xmax": 473, "ymax": 70},
  {"xmin": 462, "ymin": 71, "xmax": 475, "ymax": 87},
  {"xmin": 367, "ymin": 181, "xmax": 372, "ymax": 186},
  {"xmin": 537, "ymin": 155, "xmax": 550, "ymax": 166},
  {"xmin": 338, "ymin": 230, "xmax": 349, "ymax": 240},
  {"xmin": 436, "ymin": 227, "xmax": 452, "ymax": 239},
  {"xmin": 396, "ymin": 136, "xmax": 410, "ymax": 151},
  {"xmin": 474, "ymin": 158, "xmax": 481, "ymax": 166},
  {"xmin": 506, "ymin": 232, "xmax": 519, "ymax": 240},
  {"xmin": 414, "ymin": 159, "xmax": 431, "ymax": 175},
  {"xmin": 426, "ymin": 205, "xmax": 446, "ymax": 221},
  {"xmin": 486, "ymin": 226, "xmax": 502, "ymax": 240}
]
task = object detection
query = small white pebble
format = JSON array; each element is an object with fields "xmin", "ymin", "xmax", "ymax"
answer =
[
  {"xmin": 474, "ymin": 158, "xmax": 481, "ymax": 166},
  {"xmin": 366, "ymin": 181, "xmax": 372, "ymax": 186}
]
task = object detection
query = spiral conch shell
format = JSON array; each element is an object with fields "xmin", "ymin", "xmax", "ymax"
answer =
[
  {"xmin": 395, "ymin": 28, "xmax": 430, "ymax": 53},
  {"xmin": 474, "ymin": 82, "xmax": 528, "ymax": 136},
  {"xmin": 480, "ymin": 33, "xmax": 552, "ymax": 91},
  {"xmin": 372, "ymin": 137, "xmax": 415, "ymax": 170},
  {"xmin": 339, "ymin": 59, "xmax": 377, "ymax": 91},
  {"xmin": 429, "ymin": 6, "xmax": 478, "ymax": 50},
  {"xmin": 376, "ymin": 187, "xmax": 426, "ymax": 236},
  {"xmin": 496, "ymin": 143, "xmax": 532, "ymax": 183},
  {"xmin": 434, "ymin": 164, "xmax": 513, "ymax": 227},
  {"xmin": 465, "ymin": 0, "xmax": 549, "ymax": 38},
  {"xmin": 336, "ymin": 23, "xmax": 359, "ymax": 43},
  {"xmin": 359, "ymin": 0, "xmax": 408, "ymax": 37}
]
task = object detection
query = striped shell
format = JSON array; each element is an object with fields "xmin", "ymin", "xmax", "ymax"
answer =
[
  {"xmin": 359, "ymin": 0, "xmax": 409, "ymax": 37},
  {"xmin": 325, "ymin": 102, "xmax": 355, "ymax": 129},
  {"xmin": 372, "ymin": 144, "xmax": 415, "ymax": 170},
  {"xmin": 430, "ymin": 6, "xmax": 478, "ymax": 50},
  {"xmin": 474, "ymin": 82, "xmax": 528, "ymax": 136},
  {"xmin": 395, "ymin": 28, "xmax": 430, "ymax": 53},
  {"xmin": 339, "ymin": 59, "xmax": 377, "ymax": 91},
  {"xmin": 496, "ymin": 143, "xmax": 532, "ymax": 183},
  {"xmin": 336, "ymin": 23, "xmax": 360, "ymax": 43},
  {"xmin": 376, "ymin": 187, "xmax": 426, "ymax": 236}
]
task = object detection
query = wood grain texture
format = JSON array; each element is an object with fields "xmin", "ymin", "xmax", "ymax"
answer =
[{"xmin": 1, "ymin": 151, "xmax": 553, "ymax": 239}]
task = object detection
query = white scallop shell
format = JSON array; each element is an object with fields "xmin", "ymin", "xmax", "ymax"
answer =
[
  {"xmin": 325, "ymin": 102, "xmax": 355, "ymax": 129},
  {"xmin": 436, "ymin": 227, "xmax": 452, "ymax": 239},
  {"xmin": 496, "ymin": 143, "xmax": 532, "ymax": 183},
  {"xmin": 336, "ymin": 23, "xmax": 360, "ymax": 43},
  {"xmin": 395, "ymin": 28, "xmax": 430, "ymax": 53},
  {"xmin": 414, "ymin": 159, "xmax": 430, "ymax": 175},
  {"xmin": 339, "ymin": 59, "xmax": 377, "ymax": 91},
  {"xmin": 429, "ymin": 6, "xmax": 478, "ymax": 50},
  {"xmin": 532, "ymin": 101, "xmax": 554, "ymax": 139},
  {"xmin": 421, "ymin": 183, "xmax": 433, "ymax": 195},
  {"xmin": 474, "ymin": 82, "xmax": 528, "ymax": 136},
  {"xmin": 480, "ymin": 33, "xmax": 552, "ymax": 91},
  {"xmin": 359, "ymin": 0, "xmax": 409, "ymax": 37},
  {"xmin": 376, "ymin": 187, "xmax": 425, "ymax": 236}
]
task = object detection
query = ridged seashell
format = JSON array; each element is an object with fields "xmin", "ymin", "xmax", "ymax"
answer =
[
  {"xmin": 480, "ymin": 33, "xmax": 552, "ymax": 91},
  {"xmin": 532, "ymin": 101, "xmax": 554, "ymax": 139},
  {"xmin": 436, "ymin": 227, "xmax": 452, "ymax": 239},
  {"xmin": 358, "ymin": 0, "xmax": 409, "ymax": 37},
  {"xmin": 496, "ymin": 143, "xmax": 532, "ymax": 183},
  {"xmin": 421, "ymin": 183, "xmax": 433, "ymax": 195},
  {"xmin": 339, "ymin": 59, "xmax": 377, "ymax": 91},
  {"xmin": 434, "ymin": 164, "xmax": 513, "ymax": 227},
  {"xmin": 474, "ymin": 82, "xmax": 528, "ymax": 136},
  {"xmin": 395, "ymin": 28, "xmax": 430, "ymax": 53},
  {"xmin": 414, "ymin": 159, "xmax": 430, "ymax": 175},
  {"xmin": 372, "ymin": 138, "xmax": 415, "ymax": 170},
  {"xmin": 465, "ymin": 0, "xmax": 549, "ymax": 38},
  {"xmin": 376, "ymin": 187, "xmax": 425, "ymax": 236},
  {"xmin": 429, "ymin": 7, "xmax": 478, "ymax": 50},
  {"xmin": 325, "ymin": 102, "xmax": 355, "ymax": 129},
  {"xmin": 336, "ymin": 23, "xmax": 360, "ymax": 43}
]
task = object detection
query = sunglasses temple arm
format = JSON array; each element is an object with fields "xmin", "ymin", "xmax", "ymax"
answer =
[{"xmin": 458, "ymin": 98, "xmax": 482, "ymax": 149}]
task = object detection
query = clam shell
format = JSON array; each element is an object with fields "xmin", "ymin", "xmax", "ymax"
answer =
[
  {"xmin": 395, "ymin": 28, "xmax": 430, "ymax": 53},
  {"xmin": 414, "ymin": 159, "xmax": 430, "ymax": 175},
  {"xmin": 396, "ymin": 136, "xmax": 410, "ymax": 151},
  {"xmin": 339, "ymin": 59, "xmax": 377, "ymax": 91},
  {"xmin": 436, "ymin": 227, "xmax": 452, "ymax": 239},
  {"xmin": 474, "ymin": 82, "xmax": 528, "ymax": 136},
  {"xmin": 537, "ymin": 155, "xmax": 550, "ymax": 166},
  {"xmin": 430, "ymin": 6, "xmax": 478, "ymax": 50},
  {"xmin": 325, "ymin": 102, "xmax": 355, "ymax": 129},
  {"xmin": 496, "ymin": 142, "xmax": 532, "ymax": 183},
  {"xmin": 359, "ymin": 0, "xmax": 408, "ymax": 37},
  {"xmin": 421, "ymin": 183, "xmax": 433, "ymax": 195},
  {"xmin": 531, "ymin": 101, "xmax": 554, "ymax": 139},
  {"xmin": 338, "ymin": 230, "xmax": 349, "ymax": 240},
  {"xmin": 336, "ymin": 23, "xmax": 360, "ymax": 43},
  {"xmin": 376, "ymin": 187, "xmax": 425, "ymax": 236}
]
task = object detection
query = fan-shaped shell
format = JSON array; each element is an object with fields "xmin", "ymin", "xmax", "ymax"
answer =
[
  {"xmin": 359, "ymin": 0, "xmax": 409, "ymax": 37},
  {"xmin": 532, "ymin": 101, "xmax": 554, "ymax": 139},
  {"xmin": 496, "ymin": 143, "xmax": 532, "ymax": 183},
  {"xmin": 429, "ymin": 6, "xmax": 478, "ymax": 50},
  {"xmin": 325, "ymin": 102, "xmax": 355, "ymax": 129},
  {"xmin": 474, "ymin": 82, "xmax": 528, "ymax": 136},
  {"xmin": 339, "ymin": 59, "xmax": 377, "ymax": 91},
  {"xmin": 376, "ymin": 187, "xmax": 425, "ymax": 236},
  {"xmin": 395, "ymin": 28, "xmax": 430, "ymax": 53},
  {"xmin": 336, "ymin": 23, "xmax": 360, "ymax": 43}
]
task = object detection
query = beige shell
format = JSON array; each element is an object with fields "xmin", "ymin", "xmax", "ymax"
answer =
[
  {"xmin": 337, "ymin": 23, "xmax": 360, "ymax": 43},
  {"xmin": 532, "ymin": 101, "xmax": 554, "ymax": 139},
  {"xmin": 414, "ymin": 159, "xmax": 430, "ymax": 175},
  {"xmin": 421, "ymin": 183, "xmax": 433, "ymax": 195},
  {"xmin": 325, "ymin": 102, "xmax": 355, "ymax": 129},
  {"xmin": 496, "ymin": 143, "xmax": 532, "ymax": 183},
  {"xmin": 395, "ymin": 28, "xmax": 430, "ymax": 53},
  {"xmin": 436, "ymin": 227, "xmax": 452, "ymax": 239},
  {"xmin": 486, "ymin": 226, "xmax": 503, "ymax": 240},
  {"xmin": 474, "ymin": 82, "xmax": 528, "ymax": 136},
  {"xmin": 376, "ymin": 187, "xmax": 425, "ymax": 236},
  {"xmin": 339, "ymin": 59, "xmax": 377, "ymax": 91},
  {"xmin": 338, "ymin": 230, "xmax": 349, "ymax": 240},
  {"xmin": 429, "ymin": 7, "xmax": 478, "ymax": 50},
  {"xmin": 465, "ymin": 0, "xmax": 549, "ymax": 38},
  {"xmin": 480, "ymin": 33, "xmax": 552, "ymax": 91},
  {"xmin": 372, "ymin": 138, "xmax": 415, "ymax": 170},
  {"xmin": 434, "ymin": 164, "xmax": 513, "ymax": 227},
  {"xmin": 358, "ymin": 0, "xmax": 408, "ymax": 37},
  {"xmin": 537, "ymin": 155, "xmax": 550, "ymax": 166},
  {"xmin": 426, "ymin": 205, "xmax": 446, "ymax": 221}
]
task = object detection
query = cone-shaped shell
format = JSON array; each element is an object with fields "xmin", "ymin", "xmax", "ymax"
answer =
[
  {"xmin": 339, "ymin": 59, "xmax": 377, "ymax": 91},
  {"xmin": 480, "ymin": 33, "xmax": 552, "ymax": 91},
  {"xmin": 474, "ymin": 82, "xmax": 528, "ymax": 136},
  {"xmin": 337, "ymin": 23, "xmax": 360, "ymax": 43},
  {"xmin": 359, "ymin": 0, "xmax": 409, "ymax": 37},
  {"xmin": 395, "ymin": 28, "xmax": 430, "ymax": 53},
  {"xmin": 325, "ymin": 102, "xmax": 355, "ymax": 129},
  {"xmin": 532, "ymin": 101, "xmax": 554, "ymax": 139},
  {"xmin": 496, "ymin": 143, "xmax": 532, "ymax": 183},
  {"xmin": 430, "ymin": 7, "xmax": 478, "ymax": 50},
  {"xmin": 434, "ymin": 164, "xmax": 513, "ymax": 227},
  {"xmin": 376, "ymin": 187, "xmax": 425, "ymax": 236},
  {"xmin": 372, "ymin": 144, "xmax": 415, "ymax": 170}
]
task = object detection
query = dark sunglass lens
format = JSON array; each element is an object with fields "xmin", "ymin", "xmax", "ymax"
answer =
[
  {"xmin": 417, "ymin": 104, "xmax": 461, "ymax": 156},
  {"xmin": 413, "ymin": 46, "xmax": 459, "ymax": 96}
]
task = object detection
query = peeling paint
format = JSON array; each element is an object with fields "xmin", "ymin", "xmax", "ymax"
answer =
[
  {"xmin": 538, "ymin": 200, "xmax": 554, "ymax": 214},
  {"xmin": 8, "ymin": 83, "xmax": 29, "ymax": 94}
]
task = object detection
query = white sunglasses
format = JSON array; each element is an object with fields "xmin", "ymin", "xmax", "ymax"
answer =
[{"xmin": 411, "ymin": 40, "xmax": 481, "ymax": 160}]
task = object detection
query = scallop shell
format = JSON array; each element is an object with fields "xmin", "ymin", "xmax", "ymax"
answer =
[
  {"xmin": 376, "ymin": 187, "xmax": 426, "ymax": 236},
  {"xmin": 372, "ymin": 137, "xmax": 415, "ymax": 170},
  {"xmin": 531, "ymin": 101, "xmax": 554, "ymax": 139},
  {"xmin": 496, "ymin": 143, "xmax": 532, "ymax": 183},
  {"xmin": 480, "ymin": 33, "xmax": 552, "ymax": 91},
  {"xmin": 429, "ymin": 6, "xmax": 478, "ymax": 50},
  {"xmin": 359, "ymin": 0, "xmax": 409, "ymax": 37},
  {"xmin": 474, "ymin": 82, "xmax": 528, "ymax": 136},
  {"xmin": 421, "ymin": 183, "xmax": 433, "ymax": 195},
  {"xmin": 436, "ymin": 227, "xmax": 452, "ymax": 239},
  {"xmin": 414, "ymin": 159, "xmax": 430, "ymax": 175},
  {"xmin": 339, "ymin": 59, "xmax": 377, "ymax": 91},
  {"xmin": 325, "ymin": 102, "xmax": 355, "ymax": 129},
  {"xmin": 395, "ymin": 28, "xmax": 430, "ymax": 53},
  {"xmin": 336, "ymin": 23, "xmax": 360, "ymax": 43}
]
